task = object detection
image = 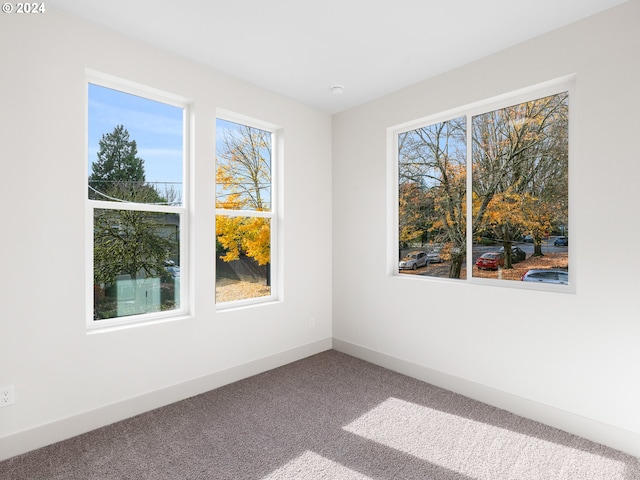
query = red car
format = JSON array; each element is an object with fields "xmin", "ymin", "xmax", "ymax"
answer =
[{"xmin": 475, "ymin": 252, "xmax": 504, "ymax": 270}]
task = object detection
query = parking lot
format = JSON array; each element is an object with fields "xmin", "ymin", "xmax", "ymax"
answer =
[{"xmin": 400, "ymin": 237, "xmax": 568, "ymax": 280}]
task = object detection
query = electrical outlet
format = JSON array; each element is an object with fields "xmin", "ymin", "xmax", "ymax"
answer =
[
  {"xmin": 310, "ymin": 317, "xmax": 316, "ymax": 328},
  {"xmin": 0, "ymin": 386, "xmax": 14, "ymax": 407}
]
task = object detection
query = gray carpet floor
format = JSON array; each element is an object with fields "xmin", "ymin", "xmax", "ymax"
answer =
[{"xmin": 1, "ymin": 350, "xmax": 639, "ymax": 479}]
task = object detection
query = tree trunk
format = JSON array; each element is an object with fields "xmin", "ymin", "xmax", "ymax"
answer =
[
  {"xmin": 503, "ymin": 241, "xmax": 513, "ymax": 269},
  {"xmin": 449, "ymin": 254, "xmax": 463, "ymax": 279},
  {"xmin": 533, "ymin": 242, "xmax": 544, "ymax": 257}
]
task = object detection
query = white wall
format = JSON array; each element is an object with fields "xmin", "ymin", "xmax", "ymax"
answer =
[
  {"xmin": 332, "ymin": 0, "xmax": 640, "ymax": 457},
  {"xmin": 0, "ymin": 8, "xmax": 332, "ymax": 459}
]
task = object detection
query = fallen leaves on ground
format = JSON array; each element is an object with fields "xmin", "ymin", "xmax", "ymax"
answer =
[{"xmin": 216, "ymin": 278, "xmax": 271, "ymax": 303}]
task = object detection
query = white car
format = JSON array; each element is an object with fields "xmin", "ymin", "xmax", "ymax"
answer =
[
  {"xmin": 521, "ymin": 269, "xmax": 568, "ymax": 285},
  {"xmin": 399, "ymin": 251, "xmax": 428, "ymax": 270}
]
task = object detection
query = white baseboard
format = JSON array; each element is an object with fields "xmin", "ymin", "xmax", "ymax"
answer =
[
  {"xmin": 0, "ymin": 338, "xmax": 332, "ymax": 461},
  {"xmin": 332, "ymin": 338, "xmax": 640, "ymax": 459},
  {"xmin": 4, "ymin": 337, "xmax": 638, "ymax": 462}
]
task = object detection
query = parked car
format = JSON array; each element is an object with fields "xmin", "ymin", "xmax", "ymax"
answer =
[
  {"xmin": 498, "ymin": 246, "xmax": 526, "ymax": 263},
  {"xmin": 164, "ymin": 260, "xmax": 180, "ymax": 278},
  {"xmin": 399, "ymin": 251, "xmax": 428, "ymax": 270},
  {"xmin": 523, "ymin": 235, "xmax": 534, "ymax": 243},
  {"xmin": 426, "ymin": 249, "xmax": 443, "ymax": 263},
  {"xmin": 554, "ymin": 236, "xmax": 568, "ymax": 246},
  {"xmin": 475, "ymin": 252, "xmax": 504, "ymax": 270},
  {"xmin": 521, "ymin": 269, "xmax": 568, "ymax": 285},
  {"xmin": 166, "ymin": 265, "xmax": 180, "ymax": 278}
]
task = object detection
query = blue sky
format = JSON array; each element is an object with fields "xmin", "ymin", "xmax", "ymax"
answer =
[
  {"xmin": 88, "ymin": 83, "xmax": 184, "ymax": 198},
  {"xmin": 87, "ymin": 84, "xmax": 273, "ymax": 207}
]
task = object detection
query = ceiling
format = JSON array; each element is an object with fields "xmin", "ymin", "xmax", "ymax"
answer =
[{"xmin": 48, "ymin": 0, "xmax": 628, "ymax": 113}]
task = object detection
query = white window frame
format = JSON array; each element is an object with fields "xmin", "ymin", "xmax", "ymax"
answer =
[
  {"xmin": 388, "ymin": 75, "xmax": 575, "ymax": 293},
  {"xmin": 85, "ymin": 70, "xmax": 191, "ymax": 330},
  {"xmin": 215, "ymin": 110, "xmax": 281, "ymax": 310}
]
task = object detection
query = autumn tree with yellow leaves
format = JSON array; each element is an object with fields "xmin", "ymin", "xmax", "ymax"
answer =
[
  {"xmin": 472, "ymin": 92, "xmax": 568, "ymax": 263},
  {"xmin": 216, "ymin": 120, "xmax": 272, "ymax": 283},
  {"xmin": 481, "ymin": 189, "xmax": 544, "ymax": 268}
]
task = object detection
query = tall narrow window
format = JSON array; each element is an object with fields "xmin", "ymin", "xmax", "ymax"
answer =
[
  {"xmin": 215, "ymin": 116, "xmax": 276, "ymax": 305},
  {"xmin": 87, "ymin": 79, "xmax": 187, "ymax": 325},
  {"xmin": 394, "ymin": 81, "xmax": 570, "ymax": 289}
]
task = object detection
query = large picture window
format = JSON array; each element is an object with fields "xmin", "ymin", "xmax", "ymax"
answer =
[
  {"xmin": 394, "ymin": 81, "xmax": 570, "ymax": 289},
  {"xmin": 215, "ymin": 115, "xmax": 277, "ymax": 306},
  {"xmin": 87, "ymin": 77, "xmax": 188, "ymax": 326}
]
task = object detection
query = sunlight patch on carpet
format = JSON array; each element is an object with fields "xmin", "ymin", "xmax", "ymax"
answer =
[
  {"xmin": 260, "ymin": 450, "xmax": 373, "ymax": 480},
  {"xmin": 343, "ymin": 397, "xmax": 626, "ymax": 480}
]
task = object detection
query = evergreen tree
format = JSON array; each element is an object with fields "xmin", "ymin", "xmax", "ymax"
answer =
[{"xmin": 89, "ymin": 125, "xmax": 163, "ymax": 203}]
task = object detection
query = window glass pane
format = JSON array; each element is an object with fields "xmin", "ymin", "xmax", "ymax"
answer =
[
  {"xmin": 216, "ymin": 215, "xmax": 271, "ymax": 303},
  {"xmin": 216, "ymin": 118, "xmax": 272, "ymax": 211},
  {"xmin": 471, "ymin": 92, "xmax": 569, "ymax": 284},
  {"xmin": 93, "ymin": 209, "xmax": 180, "ymax": 320},
  {"xmin": 88, "ymin": 84, "xmax": 183, "ymax": 205},
  {"xmin": 398, "ymin": 117, "xmax": 467, "ymax": 279}
]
